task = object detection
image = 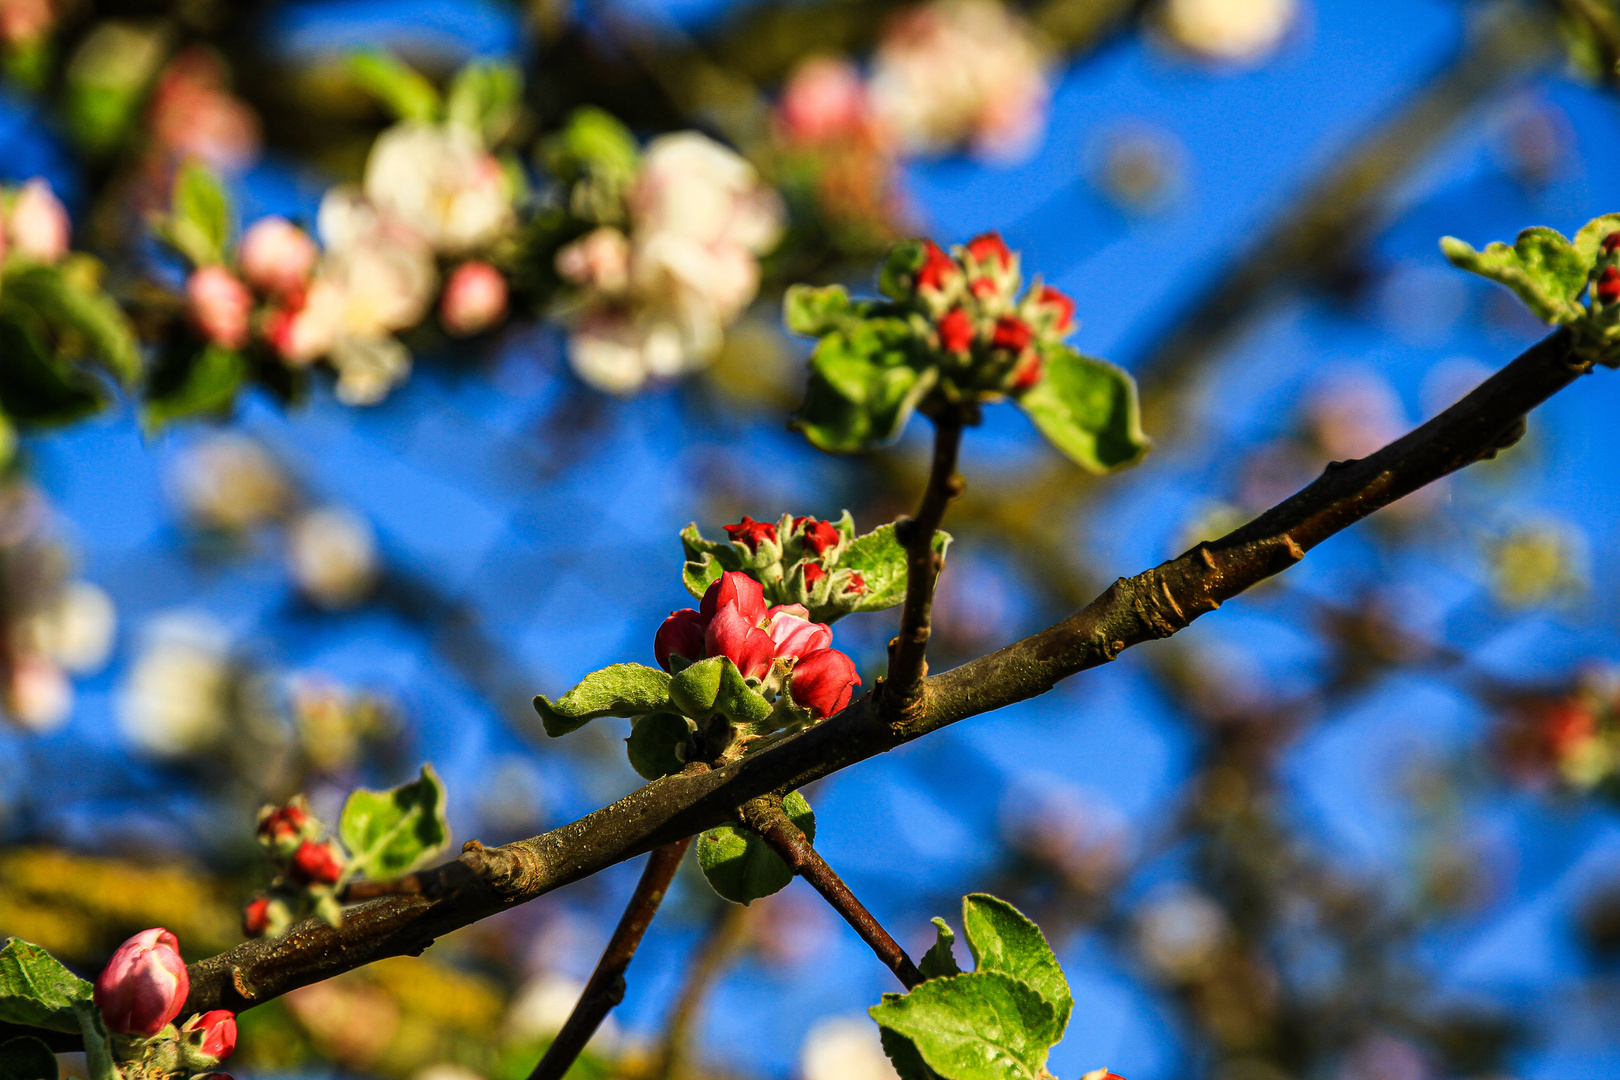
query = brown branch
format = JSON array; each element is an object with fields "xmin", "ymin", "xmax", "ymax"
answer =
[
  {"xmin": 528, "ymin": 839, "xmax": 692, "ymax": 1080},
  {"xmin": 653, "ymin": 900, "xmax": 753, "ymax": 1080},
  {"xmin": 885, "ymin": 413, "xmax": 966, "ymax": 708},
  {"xmin": 739, "ymin": 796, "xmax": 922, "ymax": 989},
  {"xmin": 10, "ymin": 328, "xmax": 1591, "ymax": 1045}
]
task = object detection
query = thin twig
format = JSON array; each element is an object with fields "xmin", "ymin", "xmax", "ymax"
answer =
[
  {"xmin": 527, "ymin": 839, "xmax": 693, "ymax": 1080},
  {"xmin": 886, "ymin": 413, "xmax": 966, "ymax": 707},
  {"xmin": 741, "ymin": 796, "xmax": 923, "ymax": 989},
  {"xmin": 654, "ymin": 900, "xmax": 753, "ymax": 1080}
]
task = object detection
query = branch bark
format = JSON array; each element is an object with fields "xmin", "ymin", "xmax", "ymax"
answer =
[
  {"xmin": 527, "ymin": 839, "xmax": 692, "ymax": 1080},
  {"xmin": 740, "ymin": 795, "xmax": 923, "ymax": 989},
  {"xmin": 885, "ymin": 414, "xmax": 966, "ymax": 708},
  {"xmin": 5, "ymin": 329, "xmax": 1586, "ymax": 1046}
]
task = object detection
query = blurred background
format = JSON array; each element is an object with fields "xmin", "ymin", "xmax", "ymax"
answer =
[{"xmin": 4, "ymin": 1, "xmax": 1620, "ymax": 1078}]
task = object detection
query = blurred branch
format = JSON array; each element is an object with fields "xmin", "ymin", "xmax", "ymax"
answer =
[
  {"xmin": 885, "ymin": 413, "xmax": 966, "ymax": 709},
  {"xmin": 8, "ymin": 327, "xmax": 1596, "ymax": 1039},
  {"xmin": 740, "ymin": 795, "xmax": 923, "ymax": 989},
  {"xmin": 653, "ymin": 899, "xmax": 753, "ymax": 1080}
]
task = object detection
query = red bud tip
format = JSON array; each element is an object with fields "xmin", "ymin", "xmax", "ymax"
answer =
[
  {"xmin": 723, "ymin": 515, "xmax": 778, "ymax": 551},
  {"xmin": 846, "ymin": 571, "xmax": 865, "ymax": 595},
  {"xmin": 966, "ymin": 231, "xmax": 1013, "ymax": 269},
  {"xmin": 991, "ymin": 315, "xmax": 1033, "ymax": 353},
  {"xmin": 938, "ymin": 308, "xmax": 975, "ymax": 352},
  {"xmin": 798, "ymin": 518, "xmax": 842, "ymax": 554},
  {"xmin": 242, "ymin": 897, "xmax": 271, "ymax": 937},
  {"xmin": 1603, "ymin": 231, "xmax": 1620, "ymax": 254},
  {"xmin": 1599, "ymin": 266, "xmax": 1620, "ymax": 304},
  {"xmin": 803, "ymin": 563, "xmax": 826, "ymax": 585},
  {"xmin": 1037, "ymin": 285, "xmax": 1076, "ymax": 331},
  {"xmin": 915, "ymin": 240, "xmax": 958, "ymax": 292},
  {"xmin": 290, "ymin": 840, "xmax": 344, "ymax": 885}
]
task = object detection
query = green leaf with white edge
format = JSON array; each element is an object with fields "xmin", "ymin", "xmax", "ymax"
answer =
[
  {"xmin": 533, "ymin": 663, "xmax": 673, "ymax": 737},
  {"xmin": 793, "ymin": 331, "xmax": 937, "ymax": 454},
  {"xmin": 1, "ymin": 265, "xmax": 142, "ymax": 386},
  {"xmin": 1573, "ymin": 213, "xmax": 1620, "ymax": 266},
  {"xmin": 784, "ymin": 284, "xmax": 858, "ymax": 336},
  {"xmin": 921, "ymin": 917, "xmax": 962, "ymax": 981},
  {"xmin": 1018, "ymin": 345, "xmax": 1150, "ymax": 473},
  {"xmin": 682, "ymin": 556, "xmax": 726, "ymax": 601},
  {"xmin": 667, "ymin": 656, "xmax": 771, "ymax": 728},
  {"xmin": 142, "ymin": 344, "xmax": 247, "ymax": 431},
  {"xmin": 338, "ymin": 764, "xmax": 451, "ymax": 880},
  {"xmin": 0, "ymin": 938, "xmax": 91, "ymax": 1034},
  {"xmin": 842, "ymin": 522, "xmax": 952, "ymax": 614},
  {"xmin": 446, "ymin": 60, "xmax": 523, "ymax": 144},
  {"xmin": 167, "ymin": 160, "xmax": 231, "ymax": 267},
  {"xmin": 626, "ymin": 712, "xmax": 692, "ymax": 780},
  {"xmin": 961, "ymin": 894, "xmax": 1071, "ymax": 1036},
  {"xmin": 348, "ymin": 52, "xmax": 442, "ymax": 122},
  {"xmin": 696, "ymin": 790, "xmax": 814, "ymax": 904},
  {"xmin": 71, "ymin": 999, "xmax": 120, "ymax": 1080},
  {"xmin": 0, "ymin": 1036, "xmax": 59, "ymax": 1080},
  {"xmin": 1439, "ymin": 229, "xmax": 1587, "ymax": 323},
  {"xmin": 868, "ymin": 971, "xmax": 1057, "ymax": 1080},
  {"xmin": 681, "ymin": 522, "xmax": 745, "ymax": 601}
]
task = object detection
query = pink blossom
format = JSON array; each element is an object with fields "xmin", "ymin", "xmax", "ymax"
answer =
[
  {"xmin": 290, "ymin": 840, "xmax": 344, "ymax": 885},
  {"xmin": 789, "ymin": 648, "xmax": 861, "ymax": 718},
  {"xmin": 187, "ymin": 266, "xmax": 253, "ymax": 349},
  {"xmin": 93, "ymin": 928, "xmax": 189, "ymax": 1036},
  {"xmin": 7, "ymin": 178, "xmax": 70, "ymax": 264},
  {"xmin": 239, "ymin": 217, "xmax": 318, "ymax": 295},
  {"xmin": 440, "ymin": 260, "xmax": 509, "ymax": 336},
  {"xmin": 655, "ymin": 608, "xmax": 708, "ymax": 671},
  {"xmin": 776, "ymin": 56, "xmax": 870, "ymax": 145},
  {"xmin": 149, "ymin": 47, "xmax": 261, "ymax": 171},
  {"xmin": 181, "ymin": 1010, "xmax": 237, "ymax": 1062},
  {"xmin": 704, "ymin": 597, "xmax": 777, "ymax": 679},
  {"xmin": 700, "ymin": 571, "xmax": 768, "ymax": 624},
  {"xmin": 555, "ymin": 227, "xmax": 631, "ymax": 294},
  {"xmin": 763, "ymin": 605, "xmax": 833, "ymax": 660}
]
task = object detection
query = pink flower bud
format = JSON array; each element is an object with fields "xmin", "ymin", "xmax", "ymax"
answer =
[
  {"xmin": 93, "ymin": 928, "xmax": 189, "ymax": 1036},
  {"xmin": 700, "ymin": 571, "xmax": 768, "ymax": 623},
  {"xmin": 1009, "ymin": 350, "xmax": 1042, "ymax": 392},
  {"xmin": 723, "ymin": 515, "xmax": 778, "ymax": 552},
  {"xmin": 257, "ymin": 802, "xmax": 309, "ymax": 845},
  {"xmin": 764, "ymin": 605, "xmax": 833, "ymax": 660},
  {"xmin": 937, "ymin": 307, "xmax": 974, "ymax": 353},
  {"xmin": 914, "ymin": 240, "xmax": 960, "ymax": 294},
  {"xmin": 289, "ymin": 840, "xmax": 343, "ymax": 885},
  {"xmin": 789, "ymin": 648, "xmax": 861, "ymax": 719},
  {"xmin": 7, "ymin": 178, "xmax": 70, "ymax": 264},
  {"xmin": 803, "ymin": 563, "xmax": 826, "ymax": 586},
  {"xmin": 1604, "ymin": 231, "xmax": 1620, "ymax": 255},
  {"xmin": 704, "ymin": 599, "xmax": 778, "ymax": 679},
  {"xmin": 187, "ymin": 266, "xmax": 253, "ymax": 349},
  {"xmin": 1599, "ymin": 266, "xmax": 1620, "ymax": 305},
  {"xmin": 1035, "ymin": 285, "xmax": 1075, "ymax": 332},
  {"xmin": 181, "ymin": 1010, "xmax": 237, "ymax": 1062},
  {"xmin": 792, "ymin": 517, "xmax": 842, "ymax": 556},
  {"xmin": 966, "ymin": 231, "xmax": 1012, "ymax": 270},
  {"xmin": 655, "ymin": 608, "xmax": 708, "ymax": 671},
  {"xmin": 846, "ymin": 571, "xmax": 865, "ymax": 595},
  {"xmin": 440, "ymin": 260, "xmax": 509, "ymax": 337},
  {"xmin": 776, "ymin": 57, "xmax": 869, "ymax": 145},
  {"xmin": 242, "ymin": 897, "xmax": 271, "ymax": 937},
  {"xmin": 991, "ymin": 314, "xmax": 1033, "ymax": 353},
  {"xmin": 239, "ymin": 217, "xmax": 318, "ymax": 295}
]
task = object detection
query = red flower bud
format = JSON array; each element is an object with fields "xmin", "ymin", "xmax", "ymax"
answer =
[
  {"xmin": 1604, "ymin": 231, "xmax": 1620, "ymax": 255},
  {"xmin": 704, "ymin": 599, "xmax": 777, "ymax": 679},
  {"xmin": 846, "ymin": 571, "xmax": 865, "ymax": 595},
  {"xmin": 970, "ymin": 278, "xmax": 999, "ymax": 300},
  {"xmin": 1036, "ymin": 286, "xmax": 1076, "ymax": 332},
  {"xmin": 242, "ymin": 897, "xmax": 271, "ymax": 937},
  {"xmin": 991, "ymin": 315, "xmax": 1033, "ymax": 353},
  {"xmin": 1598, "ymin": 266, "xmax": 1620, "ymax": 304},
  {"xmin": 182, "ymin": 1010, "xmax": 238, "ymax": 1062},
  {"xmin": 701, "ymin": 571, "xmax": 768, "ymax": 623},
  {"xmin": 93, "ymin": 928, "xmax": 189, "ymax": 1036},
  {"xmin": 966, "ymin": 231, "xmax": 1012, "ymax": 269},
  {"xmin": 258, "ymin": 802, "xmax": 309, "ymax": 845},
  {"xmin": 937, "ymin": 307, "xmax": 974, "ymax": 353},
  {"xmin": 655, "ymin": 608, "xmax": 708, "ymax": 671},
  {"xmin": 914, "ymin": 240, "xmax": 959, "ymax": 293},
  {"xmin": 764, "ymin": 605, "xmax": 833, "ymax": 661},
  {"xmin": 290, "ymin": 840, "xmax": 344, "ymax": 885},
  {"xmin": 796, "ymin": 517, "xmax": 843, "ymax": 555},
  {"xmin": 803, "ymin": 563, "xmax": 826, "ymax": 585},
  {"xmin": 1010, "ymin": 350, "xmax": 1043, "ymax": 391},
  {"xmin": 723, "ymin": 515, "xmax": 778, "ymax": 551},
  {"xmin": 790, "ymin": 648, "xmax": 861, "ymax": 719}
]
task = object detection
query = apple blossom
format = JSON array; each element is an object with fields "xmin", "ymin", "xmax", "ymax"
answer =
[
  {"xmin": 555, "ymin": 227, "xmax": 632, "ymax": 294},
  {"xmin": 364, "ymin": 122, "xmax": 513, "ymax": 255},
  {"xmin": 148, "ymin": 47, "xmax": 261, "ymax": 171},
  {"xmin": 701, "ymin": 571, "xmax": 769, "ymax": 623},
  {"xmin": 290, "ymin": 839, "xmax": 344, "ymax": 885},
  {"xmin": 937, "ymin": 307, "xmax": 974, "ymax": 352},
  {"xmin": 187, "ymin": 265, "xmax": 253, "ymax": 349},
  {"xmin": 239, "ymin": 216, "xmax": 318, "ymax": 295},
  {"xmin": 181, "ymin": 1009, "xmax": 238, "ymax": 1062},
  {"xmin": 6, "ymin": 177, "xmax": 70, "ymax": 263},
  {"xmin": 723, "ymin": 515, "xmax": 778, "ymax": 552},
  {"xmin": 242, "ymin": 896, "xmax": 271, "ymax": 936},
  {"xmin": 793, "ymin": 517, "xmax": 843, "ymax": 557},
  {"xmin": 655, "ymin": 608, "xmax": 708, "ymax": 671},
  {"xmin": 1162, "ymin": 0, "xmax": 1296, "ymax": 63},
  {"xmin": 1033, "ymin": 285, "xmax": 1076, "ymax": 332},
  {"xmin": 93, "ymin": 927, "xmax": 189, "ymax": 1036},
  {"xmin": 789, "ymin": 647, "xmax": 861, "ymax": 719},
  {"xmin": 991, "ymin": 314, "xmax": 1033, "ymax": 353},
  {"xmin": 286, "ymin": 506, "xmax": 377, "ymax": 609},
  {"xmin": 763, "ymin": 604, "xmax": 833, "ymax": 660},
  {"xmin": 6, "ymin": 651, "xmax": 71, "ymax": 732},
  {"xmin": 775, "ymin": 56, "xmax": 870, "ymax": 146},
  {"xmin": 440, "ymin": 260, "xmax": 509, "ymax": 336}
]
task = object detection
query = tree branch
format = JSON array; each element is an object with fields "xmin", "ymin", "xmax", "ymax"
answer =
[
  {"xmin": 4, "ymin": 328, "xmax": 1581, "ymax": 1044},
  {"xmin": 885, "ymin": 413, "xmax": 966, "ymax": 708},
  {"xmin": 527, "ymin": 839, "xmax": 692, "ymax": 1080},
  {"xmin": 739, "ymin": 795, "xmax": 923, "ymax": 989}
]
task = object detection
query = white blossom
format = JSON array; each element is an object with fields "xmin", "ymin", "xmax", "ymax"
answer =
[
  {"xmin": 286, "ymin": 507, "xmax": 378, "ymax": 609},
  {"xmin": 6, "ymin": 652, "xmax": 72, "ymax": 732},
  {"xmin": 801, "ymin": 1016, "xmax": 899, "ymax": 1080},
  {"xmin": 364, "ymin": 122, "xmax": 513, "ymax": 255},
  {"xmin": 168, "ymin": 434, "xmax": 291, "ymax": 532},
  {"xmin": 23, "ymin": 581, "xmax": 116, "ymax": 673},
  {"xmin": 505, "ymin": 973, "xmax": 619, "ymax": 1051},
  {"xmin": 1162, "ymin": 0, "xmax": 1297, "ymax": 63},
  {"xmin": 118, "ymin": 614, "xmax": 232, "ymax": 758}
]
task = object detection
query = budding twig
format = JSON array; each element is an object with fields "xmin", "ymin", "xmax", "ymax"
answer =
[
  {"xmin": 886, "ymin": 412, "xmax": 967, "ymax": 709},
  {"xmin": 527, "ymin": 839, "xmax": 693, "ymax": 1080},
  {"xmin": 740, "ymin": 795, "xmax": 923, "ymax": 989}
]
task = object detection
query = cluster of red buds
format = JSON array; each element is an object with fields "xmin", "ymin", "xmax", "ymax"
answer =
[
  {"xmin": 241, "ymin": 796, "xmax": 349, "ymax": 937},
  {"xmin": 91, "ymin": 927, "xmax": 237, "ymax": 1078},
  {"xmin": 656, "ymin": 570, "xmax": 862, "ymax": 720},
  {"xmin": 682, "ymin": 513, "xmax": 868, "ymax": 623},
  {"xmin": 882, "ymin": 230, "xmax": 1077, "ymax": 396},
  {"xmin": 1593, "ymin": 231, "xmax": 1620, "ymax": 307}
]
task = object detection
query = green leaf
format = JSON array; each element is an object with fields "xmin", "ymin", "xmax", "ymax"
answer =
[
  {"xmin": 0, "ymin": 939, "xmax": 91, "ymax": 1034},
  {"xmin": 868, "ymin": 972, "xmax": 1057, "ymax": 1080},
  {"xmin": 680, "ymin": 522, "xmax": 746, "ymax": 601},
  {"xmin": 1439, "ymin": 229, "xmax": 1588, "ymax": 323},
  {"xmin": 1018, "ymin": 345, "xmax": 1149, "ymax": 473},
  {"xmin": 338, "ymin": 764, "xmax": 451, "ymax": 880},
  {"xmin": 0, "ymin": 306, "xmax": 104, "ymax": 425},
  {"xmin": 626, "ymin": 712, "xmax": 692, "ymax": 780},
  {"xmin": 784, "ymin": 284, "xmax": 856, "ymax": 336},
  {"xmin": 533, "ymin": 664, "xmax": 673, "ymax": 737},
  {"xmin": 920, "ymin": 917, "xmax": 961, "ymax": 981},
  {"xmin": 696, "ymin": 790, "xmax": 814, "ymax": 905},
  {"xmin": 961, "ymin": 894, "xmax": 1071, "ymax": 1037},
  {"xmin": 792, "ymin": 327, "xmax": 937, "ymax": 454},
  {"xmin": 166, "ymin": 160, "xmax": 232, "ymax": 267},
  {"xmin": 667, "ymin": 657, "xmax": 771, "ymax": 728},
  {"xmin": 543, "ymin": 107, "xmax": 640, "ymax": 188},
  {"xmin": 348, "ymin": 52, "xmax": 442, "ymax": 122},
  {"xmin": 878, "ymin": 238, "xmax": 928, "ymax": 301},
  {"xmin": 142, "ymin": 343, "xmax": 247, "ymax": 431},
  {"xmin": 841, "ymin": 522, "xmax": 952, "ymax": 614},
  {"xmin": 1, "ymin": 264, "xmax": 142, "ymax": 386},
  {"xmin": 447, "ymin": 60, "xmax": 523, "ymax": 144},
  {"xmin": 71, "ymin": 999, "xmax": 120, "ymax": 1080},
  {"xmin": 879, "ymin": 1027, "xmax": 935, "ymax": 1080},
  {"xmin": 1573, "ymin": 213, "xmax": 1620, "ymax": 266},
  {"xmin": 0, "ymin": 1036, "xmax": 59, "ymax": 1080}
]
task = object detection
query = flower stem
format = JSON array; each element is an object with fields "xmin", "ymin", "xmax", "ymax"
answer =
[{"xmin": 886, "ymin": 413, "xmax": 966, "ymax": 711}]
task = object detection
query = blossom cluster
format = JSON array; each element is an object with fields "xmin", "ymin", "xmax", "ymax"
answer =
[
  {"xmin": 91, "ymin": 927, "xmax": 238, "ymax": 1078},
  {"xmin": 656, "ymin": 570, "xmax": 861, "ymax": 720},
  {"xmin": 684, "ymin": 513, "xmax": 869, "ymax": 622},
  {"xmin": 0, "ymin": 175, "xmax": 70, "ymax": 266},
  {"xmin": 243, "ymin": 796, "xmax": 351, "ymax": 936}
]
